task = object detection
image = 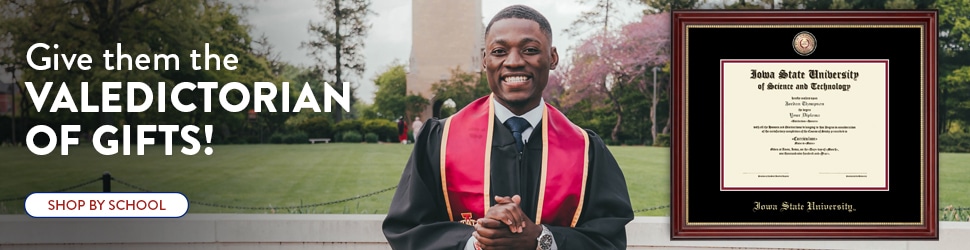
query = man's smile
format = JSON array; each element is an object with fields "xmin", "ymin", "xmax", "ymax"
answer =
[{"xmin": 502, "ymin": 75, "xmax": 533, "ymax": 89}]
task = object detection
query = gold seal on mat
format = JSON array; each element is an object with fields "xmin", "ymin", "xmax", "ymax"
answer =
[{"xmin": 793, "ymin": 31, "xmax": 817, "ymax": 56}]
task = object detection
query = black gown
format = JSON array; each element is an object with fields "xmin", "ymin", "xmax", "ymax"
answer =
[{"xmin": 382, "ymin": 116, "xmax": 634, "ymax": 250}]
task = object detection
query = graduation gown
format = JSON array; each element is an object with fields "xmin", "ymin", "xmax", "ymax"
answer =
[{"xmin": 382, "ymin": 105, "xmax": 633, "ymax": 250}]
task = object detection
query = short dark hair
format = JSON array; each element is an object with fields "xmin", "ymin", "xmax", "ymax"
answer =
[{"xmin": 485, "ymin": 5, "xmax": 553, "ymax": 43}]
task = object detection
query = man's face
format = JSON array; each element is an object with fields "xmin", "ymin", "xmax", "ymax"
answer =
[{"xmin": 483, "ymin": 18, "xmax": 558, "ymax": 111}]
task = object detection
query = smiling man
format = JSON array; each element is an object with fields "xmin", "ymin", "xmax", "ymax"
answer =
[{"xmin": 383, "ymin": 5, "xmax": 633, "ymax": 250}]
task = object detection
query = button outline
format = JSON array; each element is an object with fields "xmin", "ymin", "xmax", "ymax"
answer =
[{"xmin": 25, "ymin": 192, "xmax": 189, "ymax": 218}]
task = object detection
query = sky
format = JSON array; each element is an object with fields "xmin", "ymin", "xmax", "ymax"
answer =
[{"xmin": 246, "ymin": 0, "xmax": 644, "ymax": 103}]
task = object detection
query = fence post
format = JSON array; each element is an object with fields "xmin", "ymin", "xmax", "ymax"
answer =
[{"xmin": 102, "ymin": 171, "xmax": 111, "ymax": 192}]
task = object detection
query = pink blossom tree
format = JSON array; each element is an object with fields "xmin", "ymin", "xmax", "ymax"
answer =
[{"xmin": 561, "ymin": 12, "xmax": 670, "ymax": 143}]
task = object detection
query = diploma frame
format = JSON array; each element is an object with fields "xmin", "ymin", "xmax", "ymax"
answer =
[{"xmin": 671, "ymin": 11, "xmax": 938, "ymax": 239}]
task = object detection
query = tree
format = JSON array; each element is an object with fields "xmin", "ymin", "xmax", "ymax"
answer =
[
  {"xmin": 0, "ymin": 0, "xmax": 294, "ymax": 142},
  {"xmin": 565, "ymin": 31, "xmax": 625, "ymax": 142},
  {"xmin": 563, "ymin": 12, "xmax": 670, "ymax": 143},
  {"xmin": 0, "ymin": 0, "xmax": 176, "ymax": 130},
  {"xmin": 937, "ymin": 0, "xmax": 970, "ymax": 133},
  {"xmin": 302, "ymin": 0, "xmax": 373, "ymax": 122},
  {"xmin": 372, "ymin": 63, "xmax": 407, "ymax": 119},
  {"xmin": 0, "ymin": 0, "xmax": 286, "ymax": 144},
  {"xmin": 543, "ymin": 68, "xmax": 567, "ymax": 109},
  {"xmin": 253, "ymin": 34, "xmax": 285, "ymax": 77},
  {"xmin": 637, "ymin": 0, "xmax": 705, "ymax": 13},
  {"xmin": 367, "ymin": 63, "xmax": 427, "ymax": 121},
  {"xmin": 883, "ymin": 0, "xmax": 917, "ymax": 9},
  {"xmin": 718, "ymin": 0, "xmax": 777, "ymax": 9},
  {"xmin": 777, "ymin": 0, "xmax": 934, "ymax": 9},
  {"xmin": 405, "ymin": 94, "xmax": 429, "ymax": 122},
  {"xmin": 430, "ymin": 66, "xmax": 490, "ymax": 112},
  {"xmin": 613, "ymin": 13, "xmax": 669, "ymax": 144},
  {"xmin": 564, "ymin": 0, "xmax": 621, "ymax": 37}
]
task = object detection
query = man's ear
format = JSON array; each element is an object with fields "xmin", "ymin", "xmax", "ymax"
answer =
[
  {"xmin": 550, "ymin": 46, "xmax": 559, "ymax": 70},
  {"xmin": 482, "ymin": 50, "xmax": 488, "ymax": 69}
]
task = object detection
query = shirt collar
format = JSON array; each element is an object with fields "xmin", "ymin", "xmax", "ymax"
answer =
[{"xmin": 492, "ymin": 97, "xmax": 543, "ymax": 129}]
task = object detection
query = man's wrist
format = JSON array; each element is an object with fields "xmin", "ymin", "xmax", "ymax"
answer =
[
  {"xmin": 536, "ymin": 225, "xmax": 554, "ymax": 250},
  {"xmin": 464, "ymin": 235, "xmax": 477, "ymax": 250}
]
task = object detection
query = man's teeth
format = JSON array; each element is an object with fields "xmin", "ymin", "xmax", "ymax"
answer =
[{"xmin": 505, "ymin": 76, "xmax": 528, "ymax": 82}]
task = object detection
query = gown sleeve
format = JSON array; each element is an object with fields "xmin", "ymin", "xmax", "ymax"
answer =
[
  {"xmin": 545, "ymin": 130, "xmax": 634, "ymax": 249},
  {"xmin": 382, "ymin": 118, "xmax": 475, "ymax": 250}
]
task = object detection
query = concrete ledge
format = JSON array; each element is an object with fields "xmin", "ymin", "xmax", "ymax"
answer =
[
  {"xmin": 626, "ymin": 217, "xmax": 969, "ymax": 250},
  {"xmin": 1, "ymin": 215, "xmax": 967, "ymax": 249}
]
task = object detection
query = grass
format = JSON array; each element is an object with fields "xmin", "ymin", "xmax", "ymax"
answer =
[
  {"xmin": 610, "ymin": 146, "xmax": 670, "ymax": 216},
  {"xmin": 0, "ymin": 144, "xmax": 966, "ymax": 219},
  {"xmin": 940, "ymin": 153, "xmax": 970, "ymax": 221},
  {"xmin": 0, "ymin": 143, "xmax": 411, "ymax": 214}
]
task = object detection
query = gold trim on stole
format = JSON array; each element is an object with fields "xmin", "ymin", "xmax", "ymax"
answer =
[
  {"xmin": 535, "ymin": 105, "xmax": 590, "ymax": 227},
  {"xmin": 571, "ymin": 129, "xmax": 590, "ymax": 227},
  {"xmin": 535, "ymin": 106, "xmax": 550, "ymax": 225},
  {"xmin": 483, "ymin": 94, "xmax": 495, "ymax": 216},
  {"xmin": 440, "ymin": 115, "xmax": 454, "ymax": 221}
]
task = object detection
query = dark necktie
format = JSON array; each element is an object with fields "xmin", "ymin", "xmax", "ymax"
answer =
[{"xmin": 504, "ymin": 117, "xmax": 531, "ymax": 152}]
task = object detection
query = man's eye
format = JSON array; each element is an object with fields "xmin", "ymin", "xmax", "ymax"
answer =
[{"xmin": 491, "ymin": 49, "xmax": 507, "ymax": 55}]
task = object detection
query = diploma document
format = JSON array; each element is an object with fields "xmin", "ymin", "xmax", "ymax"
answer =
[{"xmin": 721, "ymin": 60, "xmax": 889, "ymax": 191}]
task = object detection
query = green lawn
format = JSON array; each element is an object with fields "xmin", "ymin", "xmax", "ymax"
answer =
[
  {"xmin": 941, "ymin": 153, "xmax": 970, "ymax": 209},
  {"xmin": 0, "ymin": 143, "xmax": 413, "ymax": 214},
  {"xmin": 0, "ymin": 144, "xmax": 965, "ymax": 219}
]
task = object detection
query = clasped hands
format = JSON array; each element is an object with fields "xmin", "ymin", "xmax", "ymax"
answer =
[{"xmin": 473, "ymin": 195, "xmax": 542, "ymax": 250}]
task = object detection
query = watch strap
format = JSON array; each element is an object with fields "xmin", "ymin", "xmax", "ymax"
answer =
[{"xmin": 536, "ymin": 225, "xmax": 554, "ymax": 250}]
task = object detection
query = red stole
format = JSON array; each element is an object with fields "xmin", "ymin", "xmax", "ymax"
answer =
[{"xmin": 440, "ymin": 94, "xmax": 590, "ymax": 227}]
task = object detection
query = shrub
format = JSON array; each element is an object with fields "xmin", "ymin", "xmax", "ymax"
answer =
[
  {"xmin": 940, "ymin": 132, "xmax": 970, "ymax": 152},
  {"xmin": 243, "ymin": 135, "xmax": 260, "ymax": 144},
  {"xmin": 361, "ymin": 119, "xmax": 398, "ymax": 142},
  {"xmin": 342, "ymin": 130, "xmax": 363, "ymax": 142},
  {"xmin": 268, "ymin": 131, "xmax": 309, "ymax": 144},
  {"xmin": 332, "ymin": 131, "xmax": 344, "ymax": 142},
  {"xmin": 296, "ymin": 116, "xmax": 333, "ymax": 139},
  {"xmin": 229, "ymin": 136, "xmax": 247, "ymax": 144},
  {"xmin": 364, "ymin": 132, "xmax": 379, "ymax": 143},
  {"xmin": 653, "ymin": 133, "xmax": 671, "ymax": 147},
  {"xmin": 283, "ymin": 131, "xmax": 309, "ymax": 144},
  {"xmin": 0, "ymin": 116, "xmax": 11, "ymax": 143},
  {"xmin": 334, "ymin": 119, "xmax": 363, "ymax": 135},
  {"xmin": 269, "ymin": 132, "xmax": 284, "ymax": 144},
  {"xmin": 603, "ymin": 138, "xmax": 620, "ymax": 146}
]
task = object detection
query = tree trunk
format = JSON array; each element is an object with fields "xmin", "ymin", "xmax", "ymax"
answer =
[
  {"xmin": 662, "ymin": 115, "xmax": 671, "ymax": 135},
  {"xmin": 603, "ymin": 0, "xmax": 610, "ymax": 32},
  {"xmin": 650, "ymin": 95, "xmax": 657, "ymax": 144},
  {"xmin": 939, "ymin": 89, "xmax": 949, "ymax": 133},
  {"xmin": 608, "ymin": 91, "xmax": 622, "ymax": 142},
  {"xmin": 332, "ymin": 0, "xmax": 344, "ymax": 123}
]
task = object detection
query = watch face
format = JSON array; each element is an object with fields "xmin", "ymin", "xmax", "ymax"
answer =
[{"xmin": 539, "ymin": 234, "xmax": 553, "ymax": 249}]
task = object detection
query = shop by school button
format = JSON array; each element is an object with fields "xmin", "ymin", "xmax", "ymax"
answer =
[{"xmin": 24, "ymin": 193, "xmax": 188, "ymax": 218}]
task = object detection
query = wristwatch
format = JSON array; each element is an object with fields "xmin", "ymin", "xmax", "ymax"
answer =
[{"xmin": 536, "ymin": 225, "xmax": 553, "ymax": 250}]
